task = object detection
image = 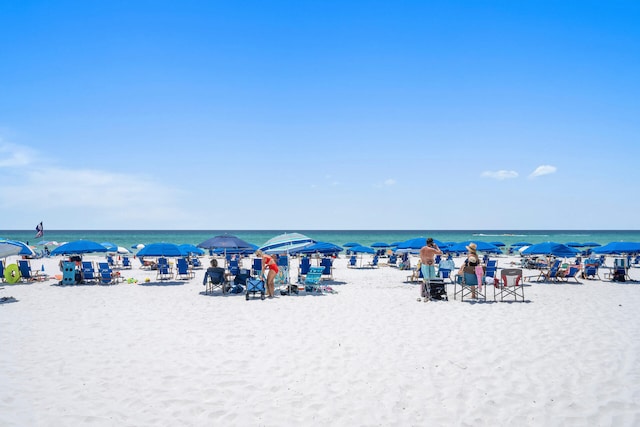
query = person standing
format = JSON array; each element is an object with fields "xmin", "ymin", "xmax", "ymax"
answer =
[
  {"xmin": 419, "ymin": 238, "xmax": 442, "ymax": 299},
  {"xmin": 255, "ymin": 250, "xmax": 278, "ymax": 298}
]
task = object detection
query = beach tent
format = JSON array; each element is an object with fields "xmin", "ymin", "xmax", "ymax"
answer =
[{"xmin": 51, "ymin": 240, "xmax": 108, "ymax": 256}]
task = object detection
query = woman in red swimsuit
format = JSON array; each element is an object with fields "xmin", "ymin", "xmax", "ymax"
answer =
[{"xmin": 255, "ymin": 250, "xmax": 278, "ymax": 298}]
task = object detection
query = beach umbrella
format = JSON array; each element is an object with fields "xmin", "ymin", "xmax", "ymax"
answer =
[
  {"xmin": 289, "ymin": 241, "xmax": 343, "ymax": 255},
  {"xmin": 592, "ymin": 242, "xmax": 640, "ymax": 255},
  {"xmin": 101, "ymin": 242, "xmax": 118, "ymax": 252},
  {"xmin": 511, "ymin": 241, "xmax": 532, "ymax": 247},
  {"xmin": 348, "ymin": 245, "xmax": 375, "ymax": 254},
  {"xmin": 396, "ymin": 238, "xmax": 445, "ymax": 250},
  {"xmin": 258, "ymin": 232, "xmax": 315, "ymax": 254},
  {"xmin": 521, "ymin": 242, "xmax": 580, "ymax": 257},
  {"xmin": 583, "ymin": 242, "xmax": 601, "ymax": 247},
  {"xmin": 131, "ymin": 243, "xmax": 145, "ymax": 250},
  {"xmin": 371, "ymin": 242, "xmax": 390, "ymax": 248},
  {"xmin": 489, "ymin": 241, "xmax": 506, "ymax": 247},
  {"xmin": 445, "ymin": 241, "xmax": 501, "ymax": 253},
  {"xmin": 198, "ymin": 234, "xmax": 254, "ymax": 251},
  {"xmin": 0, "ymin": 240, "xmax": 36, "ymax": 258},
  {"xmin": 212, "ymin": 244, "xmax": 258, "ymax": 255},
  {"xmin": 136, "ymin": 242, "xmax": 186, "ymax": 257},
  {"xmin": 179, "ymin": 244, "xmax": 205, "ymax": 256},
  {"xmin": 117, "ymin": 246, "xmax": 131, "ymax": 254},
  {"xmin": 343, "ymin": 242, "xmax": 361, "ymax": 248},
  {"xmin": 565, "ymin": 242, "xmax": 585, "ymax": 248},
  {"xmin": 51, "ymin": 240, "xmax": 108, "ymax": 256}
]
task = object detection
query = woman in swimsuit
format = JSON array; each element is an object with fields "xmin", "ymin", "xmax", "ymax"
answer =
[{"xmin": 255, "ymin": 250, "xmax": 278, "ymax": 298}]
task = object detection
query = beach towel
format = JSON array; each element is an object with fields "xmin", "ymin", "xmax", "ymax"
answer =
[{"xmin": 475, "ymin": 266, "xmax": 484, "ymax": 292}]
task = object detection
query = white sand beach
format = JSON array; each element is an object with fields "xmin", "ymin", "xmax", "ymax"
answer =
[{"xmin": 1, "ymin": 254, "xmax": 640, "ymax": 426}]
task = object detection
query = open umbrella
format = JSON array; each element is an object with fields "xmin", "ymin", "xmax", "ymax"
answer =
[
  {"xmin": 521, "ymin": 242, "xmax": 580, "ymax": 257},
  {"xmin": 445, "ymin": 241, "xmax": 501, "ymax": 253},
  {"xmin": 136, "ymin": 242, "xmax": 186, "ymax": 257},
  {"xmin": 489, "ymin": 241, "xmax": 505, "ymax": 247},
  {"xmin": 51, "ymin": 240, "xmax": 108, "ymax": 256},
  {"xmin": 348, "ymin": 245, "xmax": 375, "ymax": 254},
  {"xmin": 198, "ymin": 234, "xmax": 254, "ymax": 251},
  {"xmin": 592, "ymin": 242, "xmax": 640, "ymax": 255},
  {"xmin": 343, "ymin": 242, "xmax": 361, "ymax": 247},
  {"xmin": 289, "ymin": 242, "xmax": 343, "ymax": 255},
  {"xmin": 371, "ymin": 242, "xmax": 390, "ymax": 248},
  {"xmin": 258, "ymin": 232, "xmax": 315, "ymax": 254},
  {"xmin": 583, "ymin": 242, "xmax": 601, "ymax": 247},
  {"xmin": 101, "ymin": 242, "xmax": 118, "ymax": 252},
  {"xmin": 565, "ymin": 242, "xmax": 585, "ymax": 248},
  {"xmin": 511, "ymin": 241, "xmax": 532, "ymax": 247},
  {"xmin": 0, "ymin": 240, "xmax": 36, "ymax": 258},
  {"xmin": 179, "ymin": 244, "xmax": 205, "ymax": 256},
  {"xmin": 396, "ymin": 238, "xmax": 445, "ymax": 250}
]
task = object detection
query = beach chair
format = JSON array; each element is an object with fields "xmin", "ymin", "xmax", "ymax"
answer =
[
  {"xmin": 298, "ymin": 257, "xmax": 311, "ymax": 280},
  {"xmin": 583, "ymin": 263, "xmax": 601, "ymax": 280},
  {"xmin": 320, "ymin": 257, "xmax": 333, "ymax": 280},
  {"xmin": 368, "ymin": 255, "xmax": 379, "ymax": 268},
  {"xmin": 388, "ymin": 254, "xmax": 397, "ymax": 267},
  {"xmin": 107, "ymin": 255, "xmax": 118, "ymax": 268},
  {"xmin": 98, "ymin": 262, "xmax": 118, "ymax": 285},
  {"xmin": 406, "ymin": 266, "xmax": 423, "ymax": 283},
  {"xmin": 176, "ymin": 258, "xmax": 195, "ymax": 280},
  {"xmin": 494, "ymin": 268, "xmax": 524, "ymax": 302},
  {"xmin": 347, "ymin": 255, "xmax": 357, "ymax": 268},
  {"xmin": 204, "ymin": 268, "xmax": 229, "ymax": 295},
  {"xmin": 121, "ymin": 256, "xmax": 132, "ymax": 269},
  {"xmin": 454, "ymin": 270, "xmax": 487, "ymax": 301},
  {"xmin": 536, "ymin": 259, "xmax": 561, "ymax": 282},
  {"xmin": 156, "ymin": 258, "xmax": 173, "ymax": 281},
  {"xmin": 251, "ymin": 257, "xmax": 262, "ymax": 276},
  {"xmin": 18, "ymin": 260, "xmax": 36, "ymax": 282},
  {"xmin": 190, "ymin": 257, "xmax": 203, "ymax": 269},
  {"xmin": 302, "ymin": 266, "xmax": 325, "ymax": 293},
  {"xmin": 81, "ymin": 261, "xmax": 99, "ymax": 284},
  {"xmin": 606, "ymin": 258, "xmax": 631, "ymax": 282},
  {"xmin": 0, "ymin": 260, "xmax": 4, "ymax": 283},
  {"xmin": 228, "ymin": 258, "xmax": 240, "ymax": 276},
  {"xmin": 557, "ymin": 265, "xmax": 582, "ymax": 283},
  {"xmin": 422, "ymin": 278, "xmax": 448, "ymax": 301},
  {"xmin": 438, "ymin": 268, "xmax": 453, "ymax": 284},
  {"xmin": 276, "ymin": 255, "xmax": 289, "ymax": 285}
]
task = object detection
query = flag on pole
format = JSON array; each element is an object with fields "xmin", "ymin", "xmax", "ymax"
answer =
[{"xmin": 35, "ymin": 222, "xmax": 43, "ymax": 238}]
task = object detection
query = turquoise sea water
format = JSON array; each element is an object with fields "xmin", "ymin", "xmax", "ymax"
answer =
[{"xmin": 2, "ymin": 230, "xmax": 640, "ymax": 250}]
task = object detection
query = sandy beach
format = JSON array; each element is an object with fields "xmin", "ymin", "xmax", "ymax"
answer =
[{"xmin": 1, "ymin": 253, "xmax": 640, "ymax": 426}]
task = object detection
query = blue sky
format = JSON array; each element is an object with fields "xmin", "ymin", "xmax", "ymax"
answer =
[{"xmin": 1, "ymin": 1, "xmax": 639, "ymax": 230}]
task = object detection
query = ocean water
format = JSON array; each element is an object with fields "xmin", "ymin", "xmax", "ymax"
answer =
[{"xmin": 2, "ymin": 229, "xmax": 640, "ymax": 250}]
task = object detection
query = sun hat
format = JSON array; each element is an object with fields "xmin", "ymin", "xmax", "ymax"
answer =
[{"xmin": 466, "ymin": 242, "xmax": 477, "ymax": 252}]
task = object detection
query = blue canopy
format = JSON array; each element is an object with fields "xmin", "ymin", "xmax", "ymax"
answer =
[
  {"xmin": 178, "ymin": 244, "xmax": 205, "ymax": 256},
  {"xmin": 51, "ymin": 240, "xmax": 108, "ymax": 256},
  {"xmin": 343, "ymin": 242, "xmax": 361, "ymax": 247},
  {"xmin": 583, "ymin": 242, "xmax": 601, "ymax": 247},
  {"xmin": 348, "ymin": 245, "xmax": 375, "ymax": 254},
  {"xmin": 592, "ymin": 242, "xmax": 640, "ymax": 255},
  {"xmin": 289, "ymin": 242, "xmax": 343, "ymax": 255},
  {"xmin": 212, "ymin": 244, "xmax": 258, "ymax": 255},
  {"xmin": 511, "ymin": 241, "xmax": 532, "ymax": 247},
  {"xmin": 0, "ymin": 239, "xmax": 36, "ymax": 258},
  {"xmin": 445, "ymin": 241, "xmax": 501, "ymax": 253},
  {"xmin": 198, "ymin": 234, "xmax": 254, "ymax": 250},
  {"xmin": 101, "ymin": 242, "xmax": 118, "ymax": 252},
  {"xmin": 565, "ymin": 242, "xmax": 585, "ymax": 247},
  {"xmin": 521, "ymin": 242, "xmax": 580, "ymax": 257},
  {"xmin": 371, "ymin": 242, "xmax": 390, "ymax": 248},
  {"xmin": 137, "ymin": 242, "xmax": 186, "ymax": 257},
  {"xmin": 396, "ymin": 238, "xmax": 445, "ymax": 250},
  {"xmin": 489, "ymin": 241, "xmax": 505, "ymax": 247}
]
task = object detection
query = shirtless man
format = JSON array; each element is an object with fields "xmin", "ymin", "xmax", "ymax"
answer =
[{"xmin": 420, "ymin": 238, "xmax": 442, "ymax": 296}]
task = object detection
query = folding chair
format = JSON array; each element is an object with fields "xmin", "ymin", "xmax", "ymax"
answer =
[
  {"xmin": 320, "ymin": 257, "xmax": 333, "ymax": 280},
  {"xmin": 454, "ymin": 270, "xmax": 486, "ymax": 301},
  {"xmin": 494, "ymin": 268, "xmax": 525, "ymax": 302},
  {"xmin": 176, "ymin": 258, "xmax": 195, "ymax": 280},
  {"xmin": 302, "ymin": 266, "xmax": 324, "ymax": 293},
  {"xmin": 204, "ymin": 269, "xmax": 229, "ymax": 295}
]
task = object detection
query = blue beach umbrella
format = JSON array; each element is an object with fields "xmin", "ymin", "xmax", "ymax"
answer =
[
  {"xmin": 583, "ymin": 242, "xmax": 601, "ymax": 247},
  {"xmin": 136, "ymin": 242, "xmax": 186, "ymax": 257},
  {"xmin": 565, "ymin": 242, "xmax": 585, "ymax": 248},
  {"xmin": 348, "ymin": 245, "xmax": 375, "ymax": 254},
  {"xmin": 445, "ymin": 241, "xmax": 501, "ymax": 253},
  {"xmin": 178, "ymin": 244, "xmax": 205, "ymax": 256},
  {"xmin": 592, "ymin": 242, "xmax": 640, "ymax": 255},
  {"xmin": 489, "ymin": 241, "xmax": 506, "ymax": 247},
  {"xmin": 51, "ymin": 240, "xmax": 108, "ymax": 256},
  {"xmin": 371, "ymin": 242, "xmax": 390, "ymax": 248},
  {"xmin": 100, "ymin": 242, "xmax": 118, "ymax": 252},
  {"xmin": 511, "ymin": 242, "xmax": 532, "ymax": 247},
  {"xmin": 521, "ymin": 242, "xmax": 580, "ymax": 257},
  {"xmin": 289, "ymin": 242, "xmax": 343, "ymax": 255},
  {"xmin": 198, "ymin": 234, "xmax": 254, "ymax": 251},
  {"xmin": 396, "ymin": 238, "xmax": 445, "ymax": 250},
  {"xmin": 343, "ymin": 242, "xmax": 361, "ymax": 248}
]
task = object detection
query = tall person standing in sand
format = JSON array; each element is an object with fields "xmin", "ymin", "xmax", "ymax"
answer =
[
  {"xmin": 255, "ymin": 250, "xmax": 278, "ymax": 298},
  {"xmin": 419, "ymin": 238, "xmax": 442, "ymax": 297}
]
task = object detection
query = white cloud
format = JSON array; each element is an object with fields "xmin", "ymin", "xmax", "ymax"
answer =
[
  {"xmin": 529, "ymin": 165, "xmax": 557, "ymax": 179},
  {"xmin": 481, "ymin": 170, "xmax": 519, "ymax": 180},
  {"xmin": 383, "ymin": 178, "xmax": 396, "ymax": 186},
  {"xmin": 0, "ymin": 141, "xmax": 36, "ymax": 168}
]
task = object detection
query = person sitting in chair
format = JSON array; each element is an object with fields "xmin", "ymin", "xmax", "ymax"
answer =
[{"xmin": 203, "ymin": 258, "xmax": 227, "ymax": 286}]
